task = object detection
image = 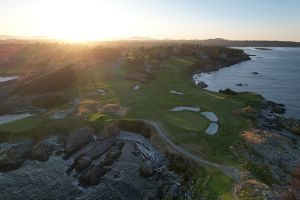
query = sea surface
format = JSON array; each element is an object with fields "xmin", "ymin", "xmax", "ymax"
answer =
[{"xmin": 193, "ymin": 47, "xmax": 300, "ymax": 119}]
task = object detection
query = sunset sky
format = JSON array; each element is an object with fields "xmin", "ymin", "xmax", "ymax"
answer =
[{"xmin": 1, "ymin": 0, "xmax": 300, "ymax": 41}]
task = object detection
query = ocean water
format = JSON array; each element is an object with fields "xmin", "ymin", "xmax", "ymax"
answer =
[{"xmin": 193, "ymin": 47, "xmax": 300, "ymax": 119}]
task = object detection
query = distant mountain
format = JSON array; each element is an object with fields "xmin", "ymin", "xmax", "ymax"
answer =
[
  {"xmin": 1, "ymin": 35, "xmax": 300, "ymax": 47},
  {"xmin": 195, "ymin": 38, "xmax": 300, "ymax": 47}
]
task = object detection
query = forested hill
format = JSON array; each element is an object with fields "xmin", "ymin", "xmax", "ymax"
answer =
[{"xmin": 196, "ymin": 38, "xmax": 300, "ymax": 47}]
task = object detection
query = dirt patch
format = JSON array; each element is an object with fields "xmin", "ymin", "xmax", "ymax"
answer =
[
  {"xmin": 77, "ymin": 99, "xmax": 102, "ymax": 116},
  {"xmin": 100, "ymin": 104, "xmax": 128, "ymax": 116}
]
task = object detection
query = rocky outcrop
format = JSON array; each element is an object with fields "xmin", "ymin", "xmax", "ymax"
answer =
[
  {"xmin": 67, "ymin": 140, "xmax": 116, "ymax": 174},
  {"xmin": 240, "ymin": 129, "xmax": 300, "ymax": 184},
  {"xmin": 140, "ymin": 159, "xmax": 154, "ymax": 176},
  {"xmin": 280, "ymin": 118, "xmax": 300, "ymax": 135},
  {"xmin": 77, "ymin": 141, "xmax": 125, "ymax": 186},
  {"xmin": 29, "ymin": 136, "xmax": 64, "ymax": 161},
  {"xmin": 64, "ymin": 127, "xmax": 95, "ymax": 157},
  {"xmin": 257, "ymin": 100, "xmax": 300, "ymax": 136},
  {"xmin": 236, "ymin": 179, "xmax": 275, "ymax": 200},
  {"xmin": 29, "ymin": 141, "xmax": 53, "ymax": 161},
  {"xmin": 79, "ymin": 166, "xmax": 111, "ymax": 186},
  {"xmin": 0, "ymin": 140, "xmax": 34, "ymax": 172},
  {"xmin": 99, "ymin": 141, "xmax": 124, "ymax": 166}
]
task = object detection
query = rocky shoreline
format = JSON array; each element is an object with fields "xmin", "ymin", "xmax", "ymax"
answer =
[
  {"xmin": 234, "ymin": 98, "xmax": 300, "ymax": 199},
  {"xmin": 0, "ymin": 121, "xmax": 203, "ymax": 199}
]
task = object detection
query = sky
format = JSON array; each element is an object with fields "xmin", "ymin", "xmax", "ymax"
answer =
[{"xmin": 0, "ymin": 0, "xmax": 300, "ymax": 41}]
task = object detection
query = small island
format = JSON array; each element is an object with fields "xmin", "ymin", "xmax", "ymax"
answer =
[{"xmin": 255, "ymin": 47, "xmax": 273, "ymax": 50}]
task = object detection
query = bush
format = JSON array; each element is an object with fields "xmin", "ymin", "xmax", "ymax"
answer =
[
  {"xmin": 245, "ymin": 162, "xmax": 275, "ymax": 185},
  {"xmin": 219, "ymin": 88, "xmax": 238, "ymax": 95},
  {"xmin": 117, "ymin": 119, "xmax": 152, "ymax": 138},
  {"xmin": 31, "ymin": 95, "xmax": 69, "ymax": 109}
]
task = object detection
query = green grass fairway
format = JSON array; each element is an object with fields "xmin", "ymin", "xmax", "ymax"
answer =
[
  {"xmin": 77, "ymin": 56, "xmax": 262, "ymax": 165},
  {"xmin": 0, "ymin": 116, "xmax": 46, "ymax": 133},
  {"xmin": 207, "ymin": 173, "xmax": 232, "ymax": 195}
]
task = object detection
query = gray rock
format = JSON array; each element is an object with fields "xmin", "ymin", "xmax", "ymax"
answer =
[
  {"xmin": 140, "ymin": 159, "xmax": 154, "ymax": 176},
  {"xmin": 64, "ymin": 127, "xmax": 95, "ymax": 157},
  {"xmin": 0, "ymin": 140, "xmax": 34, "ymax": 172},
  {"xmin": 29, "ymin": 141, "xmax": 53, "ymax": 161},
  {"xmin": 79, "ymin": 166, "xmax": 111, "ymax": 186},
  {"xmin": 96, "ymin": 141, "xmax": 124, "ymax": 167}
]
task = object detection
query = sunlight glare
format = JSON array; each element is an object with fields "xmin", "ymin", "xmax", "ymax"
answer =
[{"xmin": 37, "ymin": 0, "xmax": 132, "ymax": 41}]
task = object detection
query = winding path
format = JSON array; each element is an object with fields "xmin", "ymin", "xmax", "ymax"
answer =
[{"xmin": 140, "ymin": 119, "xmax": 242, "ymax": 182}]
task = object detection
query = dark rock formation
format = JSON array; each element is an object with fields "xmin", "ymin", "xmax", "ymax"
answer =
[
  {"xmin": 240, "ymin": 129, "xmax": 300, "ymax": 186},
  {"xmin": 79, "ymin": 166, "xmax": 111, "ymax": 186},
  {"xmin": 280, "ymin": 118, "xmax": 300, "ymax": 135},
  {"xmin": 0, "ymin": 140, "xmax": 34, "ymax": 172},
  {"xmin": 140, "ymin": 159, "xmax": 154, "ymax": 176},
  {"xmin": 29, "ymin": 141, "xmax": 53, "ymax": 161},
  {"xmin": 64, "ymin": 127, "xmax": 95, "ymax": 158},
  {"xmin": 67, "ymin": 140, "xmax": 115, "ymax": 174},
  {"xmin": 219, "ymin": 88, "xmax": 238, "ymax": 95},
  {"xmin": 100, "ymin": 141, "xmax": 124, "ymax": 166}
]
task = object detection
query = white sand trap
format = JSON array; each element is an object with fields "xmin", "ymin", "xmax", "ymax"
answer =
[
  {"xmin": 0, "ymin": 113, "xmax": 33, "ymax": 125},
  {"xmin": 201, "ymin": 112, "xmax": 218, "ymax": 122},
  {"xmin": 171, "ymin": 106, "xmax": 200, "ymax": 112},
  {"xmin": 0, "ymin": 76, "xmax": 19, "ymax": 83},
  {"xmin": 97, "ymin": 88, "xmax": 106, "ymax": 96},
  {"xmin": 133, "ymin": 85, "xmax": 140, "ymax": 90},
  {"xmin": 205, "ymin": 123, "xmax": 218, "ymax": 135},
  {"xmin": 170, "ymin": 90, "xmax": 184, "ymax": 95}
]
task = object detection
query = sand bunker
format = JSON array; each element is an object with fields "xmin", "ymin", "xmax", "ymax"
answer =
[
  {"xmin": 201, "ymin": 112, "xmax": 218, "ymax": 122},
  {"xmin": 97, "ymin": 88, "xmax": 106, "ymax": 96},
  {"xmin": 133, "ymin": 85, "xmax": 140, "ymax": 90},
  {"xmin": 170, "ymin": 106, "xmax": 200, "ymax": 112},
  {"xmin": 205, "ymin": 123, "xmax": 219, "ymax": 135},
  {"xmin": 170, "ymin": 90, "xmax": 184, "ymax": 95}
]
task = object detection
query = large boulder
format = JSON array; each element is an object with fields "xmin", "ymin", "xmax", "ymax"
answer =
[
  {"xmin": 64, "ymin": 127, "xmax": 95, "ymax": 157},
  {"xmin": 100, "ymin": 141, "xmax": 124, "ymax": 166},
  {"xmin": 79, "ymin": 166, "xmax": 111, "ymax": 186},
  {"xmin": 0, "ymin": 140, "xmax": 34, "ymax": 172},
  {"xmin": 140, "ymin": 159, "xmax": 154, "ymax": 177},
  {"xmin": 73, "ymin": 156, "xmax": 92, "ymax": 173},
  {"xmin": 67, "ymin": 140, "xmax": 115, "ymax": 174},
  {"xmin": 29, "ymin": 141, "xmax": 53, "ymax": 161}
]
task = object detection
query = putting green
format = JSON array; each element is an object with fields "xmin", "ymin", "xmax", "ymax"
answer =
[{"xmin": 163, "ymin": 111, "xmax": 209, "ymax": 132}]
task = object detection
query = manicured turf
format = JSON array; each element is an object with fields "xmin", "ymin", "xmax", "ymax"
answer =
[
  {"xmin": 0, "ymin": 116, "xmax": 46, "ymax": 133},
  {"xmin": 207, "ymin": 173, "xmax": 232, "ymax": 195},
  {"xmin": 163, "ymin": 111, "xmax": 210, "ymax": 132}
]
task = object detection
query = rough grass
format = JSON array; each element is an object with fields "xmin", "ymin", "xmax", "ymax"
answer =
[{"xmin": 207, "ymin": 173, "xmax": 232, "ymax": 195}]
